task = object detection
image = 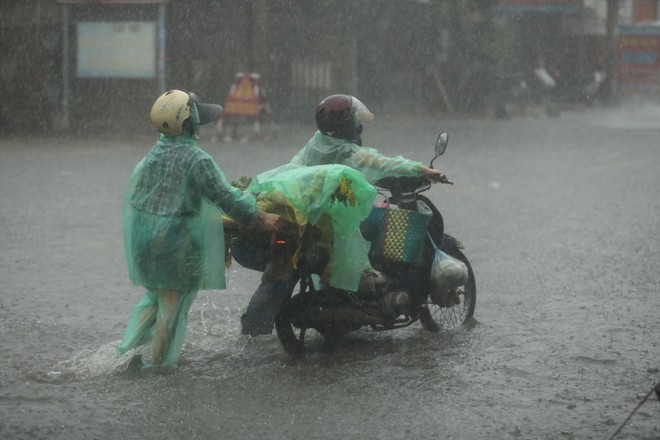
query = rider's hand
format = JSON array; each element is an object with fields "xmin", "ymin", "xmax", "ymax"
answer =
[
  {"xmin": 256, "ymin": 211, "xmax": 285, "ymax": 232},
  {"xmin": 421, "ymin": 166, "xmax": 448, "ymax": 184}
]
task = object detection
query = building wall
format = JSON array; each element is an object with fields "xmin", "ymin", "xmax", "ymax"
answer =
[
  {"xmin": 0, "ymin": 0, "xmax": 61, "ymax": 132},
  {"xmin": 0, "ymin": 1, "xmax": 440, "ymax": 135}
]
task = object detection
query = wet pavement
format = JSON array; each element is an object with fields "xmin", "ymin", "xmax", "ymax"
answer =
[{"xmin": 1, "ymin": 103, "xmax": 659, "ymax": 439}]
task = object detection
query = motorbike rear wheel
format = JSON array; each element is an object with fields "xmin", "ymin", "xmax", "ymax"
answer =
[
  {"xmin": 419, "ymin": 249, "xmax": 477, "ymax": 332},
  {"xmin": 274, "ymin": 309, "xmax": 307, "ymax": 358},
  {"xmin": 274, "ymin": 277, "xmax": 308, "ymax": 358},
  {"xmin": 274, "ymin": 279, "xmax": 351, "ymax": 357}
]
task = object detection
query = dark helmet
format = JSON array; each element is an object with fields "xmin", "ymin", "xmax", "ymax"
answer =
[
  {"xmin": 315, "ymin": 94, "xmax": 374, "ymax": 141},
  {"xmin": 150, "ymin": 90, "xmax": 223, "ymax": 136}
]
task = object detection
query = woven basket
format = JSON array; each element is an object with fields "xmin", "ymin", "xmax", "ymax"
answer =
[{"xmin": 366, "ymin": 203, "xmax": 431, "ymax": 266}]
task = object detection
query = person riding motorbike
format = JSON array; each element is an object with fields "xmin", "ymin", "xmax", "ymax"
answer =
[
  {"xmin": 291, "ymin": 94, "xmax": 446, "ymax": 184},
  {"xmin": 294, "ymin": 94, "xmax": 450, "ymax": 281},
  {"xmin": 240, "ymin": 94, "xmax": 445, "ymax": 335},
  {"xmin": 119, "ymin": 89, "xmax": 283, "ymax": 368}
]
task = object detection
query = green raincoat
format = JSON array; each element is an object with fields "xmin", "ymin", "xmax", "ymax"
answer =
[
  {"xmin": 291, "ymin": 131, "xmax": 425, "ymax": 183},
  {"xmin": 120, "ymin": 132, "xmax": 259, "ymax": 367},
  {"xmin": 123, "ymin": 134, "xmax": 258, "ymax": 291}
]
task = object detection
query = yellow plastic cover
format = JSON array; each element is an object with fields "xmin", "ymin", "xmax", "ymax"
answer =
[{"xmin": 249, "ymin": 163, "xmax": 377, "ymax": 291}]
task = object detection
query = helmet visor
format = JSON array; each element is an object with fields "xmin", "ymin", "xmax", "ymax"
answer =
[
  {"xmin": 189, "ymin": 92, "xmax": 223, "ymax": 125},
  {"xmin": 351, "ymin": 97, "xmax": 374, "ymax": 123}
]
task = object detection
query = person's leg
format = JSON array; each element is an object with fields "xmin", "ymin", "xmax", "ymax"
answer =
[
  {"xmin": 152, "ymin": 290, "xmax": 198, "ymax": 368},
  {"xmin": 118, "ymin": 290, "xmax": 158, "ymax": 354},
  {"xmin": 241, "ymin": 281, "xmax": 292, "ymax": 335},
  {"xmin": 153, "ymin": 290, "xmax": 180, "ymax": 365},
  {"xmin": 162, "ymin": 290, "xmax": 197, "ymax": 367}
]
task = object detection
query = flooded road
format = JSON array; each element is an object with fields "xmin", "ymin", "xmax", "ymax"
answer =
[{"xmin": 1, "ymin": 105, "xmax": 659, "ymax": 439}]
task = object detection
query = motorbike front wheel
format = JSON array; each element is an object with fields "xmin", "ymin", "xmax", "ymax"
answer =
[{"xmin": 419, "ymin": 248, "xmax": 476, "ymax": 332}]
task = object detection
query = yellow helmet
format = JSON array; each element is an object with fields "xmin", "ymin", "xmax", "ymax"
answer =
[
  {"xmin": 150, "ymin": 90, "xmax": 190, "ymax": 136},
  {"xmin": 150, "ymin": 90, "xmax": 223, "ymax": 136}
]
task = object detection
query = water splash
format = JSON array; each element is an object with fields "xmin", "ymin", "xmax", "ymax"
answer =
[{"xmin": 45, "ymin": 341, "xmax": 143, "ymax": 381}]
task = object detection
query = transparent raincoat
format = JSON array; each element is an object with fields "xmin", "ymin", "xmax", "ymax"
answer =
[
  {"xmin": 248, "ymin": 163, "xmax": 377, "ymax": 291},
  {"xmin": 290, "ymin": 131, "xmax": 424, "ymax": 183},
  {"xmin": 119, "ymin": 132, "xmax": 258, "ymax": 368},
  {"xmin": 123, "ymin": 134, "xmax": 258, "ymax": 291}
]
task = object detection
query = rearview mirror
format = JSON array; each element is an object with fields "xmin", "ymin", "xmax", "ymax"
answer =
[
  {"xmin": 435, "ymin": 132, "xmax": 448, "ymax": 157},
  {"xmin": 430, "ymin": 132, "xmax": 448, "ymax": 169}
]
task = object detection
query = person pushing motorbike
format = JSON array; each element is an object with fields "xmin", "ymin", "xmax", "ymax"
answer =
[{"xmin": 119, "ymin": 89, "xmax": 283, "ymax": 369}]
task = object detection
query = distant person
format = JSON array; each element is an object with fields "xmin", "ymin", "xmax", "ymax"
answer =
[{"xmin": 119, "ymin": 89, "xmax": 283, "ymax": 369}]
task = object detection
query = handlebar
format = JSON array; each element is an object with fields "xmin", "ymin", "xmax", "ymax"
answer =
[
  {"xmin": 374, "ymin": 173, "xmax": 453, "ymax": 195},
  {"xmin": 433, "ymin": 173, "xmax": 454, "ymax": 185},
  {"xmin": 374, "ymin": 176, "xmax": 426, "ymax": 194}
]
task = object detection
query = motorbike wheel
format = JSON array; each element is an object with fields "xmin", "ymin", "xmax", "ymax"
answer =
[
  {"xmin": 275, "ymin": 311, "xmax": 306, "ymax": 358},
  {"xmin": 419, "ymin": 248, "xmax": 477, "ymax": 332},
  {"xmin": 274, "ymin": 278, "xmax": 307, "ymax": 358}
]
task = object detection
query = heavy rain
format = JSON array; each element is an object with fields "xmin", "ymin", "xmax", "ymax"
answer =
[{"xmin": 1, "ymin": 1, "xmax": 659, "ymax": 440}]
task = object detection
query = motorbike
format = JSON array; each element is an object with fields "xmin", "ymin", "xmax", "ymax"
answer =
[
  {"xmin": 225, "ymin": 132, "xmax": 476, "ymax": 357},
  {"xmin": 493, "ymin": 66, "xmax": 606, "ymax": 119}
]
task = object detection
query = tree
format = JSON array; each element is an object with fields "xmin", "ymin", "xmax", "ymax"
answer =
[{"xmin": 434, "ymin": 0, "xmax": 510, "ymax": 114}]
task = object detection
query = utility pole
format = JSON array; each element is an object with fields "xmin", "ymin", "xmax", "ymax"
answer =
[{"xmin": 604, "ymin": 0, "xmax": 620, "ymax": 103}]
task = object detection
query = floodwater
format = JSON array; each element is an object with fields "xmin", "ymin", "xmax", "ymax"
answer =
[{"xmin": 1, "ymin": 103, "xmax": 659, "ymax": 439}]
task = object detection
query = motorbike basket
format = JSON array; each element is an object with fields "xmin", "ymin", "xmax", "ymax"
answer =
[{"xmin": 365, "ymin": 202, "xmax": 432, "ymax": 266}]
